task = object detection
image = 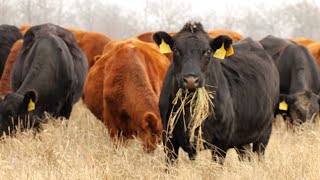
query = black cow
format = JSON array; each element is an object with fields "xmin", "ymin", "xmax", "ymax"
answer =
[
  {"xmin": 260, "ymin": 35, "xmax": 320, "ymax": 124},
  {"xmin": 153, "ymin": 22, "xmax": 279, "ymax": 164},
  {"xmin": 0, "ymin": 23, "xmax": 88, "ymax": 135},
  {"xmin": 0, "ymin": 25, "xmax": 23, "ymax": 78}
]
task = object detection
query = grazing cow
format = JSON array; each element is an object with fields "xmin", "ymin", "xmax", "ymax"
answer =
[
  {"xmin": 0, "ymin": 40, "xmax": 23, "ymax": 96},
  {"xmin": 153, "ymin": 22, "xmax": 279, "ymax": 164},
  {"xmin": 0, "ymin": 25, "xmax": 23, "ymax": 78},
  {"xmin": 83, "ymin": 39, "xmax": 170, "ymax": 151},
  {"xmin": 208, "ymin": 29, "xmax": 243, "ymax": 42},
  {"xmin": 290, "ymin": 37, "xmax": 314, "ymax": 47},
  {"xmin": 0, "ymin": 23, "xmax": 88, "ymax": 135},
  {"xmin": 260, "ymin": 35, "xmax": 320, "ymax": 123},
  {"xmin": 307, "ymin": 42, "xmax": 320, "ymax": 65}
]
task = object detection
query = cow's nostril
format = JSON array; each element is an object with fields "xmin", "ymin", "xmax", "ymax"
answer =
[
  {"xmin": 183, "ymin": 77, "xmax": 188, "ymax": 84},
  {"xmin": 195, "ymin": 78, "xmax": 199, "ymax": 84}
]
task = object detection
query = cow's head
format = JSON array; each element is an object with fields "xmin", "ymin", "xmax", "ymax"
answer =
[
  {"xmin": 0, "ymin": 90, "xmax": 38, "ymax": 135},
  {"xmin": 280, "ymin": 90, "xmax": 320, "ymax": 123},
  {"xmin": 153, "ymin": 22, "xmax": 233, "ymax": 90}
]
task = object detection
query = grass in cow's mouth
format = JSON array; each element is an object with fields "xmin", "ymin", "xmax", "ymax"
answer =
[{"xmin": 166, "ymin": 87, "xmax": 215, "ymax": 150}]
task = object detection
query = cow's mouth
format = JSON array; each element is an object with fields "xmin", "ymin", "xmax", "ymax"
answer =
[{"xmin": 183, "ymin": 88, "xmax": 197, "ymax": 93}]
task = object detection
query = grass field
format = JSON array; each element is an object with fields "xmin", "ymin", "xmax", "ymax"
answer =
[{"xmin": 0, "ymin": 101, "xmax": 319, "ymax": 179}]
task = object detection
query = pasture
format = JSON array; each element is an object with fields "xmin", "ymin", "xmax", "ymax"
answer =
[{"xmin": 0, "ymin": 101, "xmax": 319, "ymax": 179}]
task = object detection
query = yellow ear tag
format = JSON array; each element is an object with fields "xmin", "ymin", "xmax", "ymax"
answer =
[
  {"xmin": 159, "ymin": 39, "xmax": 172, "ymax": 54},
  {"xmin": 279, "ymin": 101, "xmax": 288, "ymax": 111},
  {"xmin": 213, "ymin": 43, "xmax": 226, "ymax": 60},
  {"xmin": 226, "ymin": 46, "xmax": 234, "ymax": 57},
  {"xmin": 28, "ymin": 99, "xmax": 35, "ymax": 112}
]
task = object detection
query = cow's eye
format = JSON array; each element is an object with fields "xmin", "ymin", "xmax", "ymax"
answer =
[{"xmin": 204, "ymin": 49, "xmax": 212, "ymax": 57}]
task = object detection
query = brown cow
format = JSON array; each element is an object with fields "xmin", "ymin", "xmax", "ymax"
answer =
[
  {"xmin": 67, "ymin": 28, "xmax": 111, "ymax": 68},
  {"xmin": 19, "ymin": 24, "xmax": 32, "ymax": 35},
  {"xmin": 83, "ymin": 39, "xmax": 170, "ymax": 151},
  {"xmin": 208, "ymin": 29, "xmax": 243, "ymax": 42},
  {"xmin": 307, "ymin": 42, "xmax": 320, "ymax": 65},
  {"xmin": 19, "ymin": 25, "xmax": 111, "ymax": 68},
  {"xmin": 291, "ymin": 37, "xmax": 315, "ymax": 47},
  {"xmin": 0, "ymin": 40, "xmax": 23, "ymax": 96}
]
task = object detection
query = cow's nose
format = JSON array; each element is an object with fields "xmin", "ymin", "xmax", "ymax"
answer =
[{"xmin": 183, "ymin": 76, "xmax": 199, "ymax": 89}]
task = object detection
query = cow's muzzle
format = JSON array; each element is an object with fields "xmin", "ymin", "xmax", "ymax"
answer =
[{"xmin": 183, "ymin": 75, "xmax": 199, "ymax": 89}]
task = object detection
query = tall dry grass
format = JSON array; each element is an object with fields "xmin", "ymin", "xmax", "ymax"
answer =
[{"xmin": 0, "ymin": 101, "xmax": 319, "ymax": 179}]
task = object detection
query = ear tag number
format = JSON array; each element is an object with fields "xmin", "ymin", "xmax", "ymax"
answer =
[
  {"xmin": 28, "ymin": 99, "xmax": 35, "ymax": 112},
  {"xmin": 159, "ymin": 39, "xmax": 172, "ymax": 54},
  {"xmin": 279, "ymin": 101, "xmax": 288, "ymax": 111}
]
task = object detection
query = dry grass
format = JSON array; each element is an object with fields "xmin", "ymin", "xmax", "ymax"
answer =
[{"xmin": 0, "ymin": 101, "xmax": 319, "ymax": 179}]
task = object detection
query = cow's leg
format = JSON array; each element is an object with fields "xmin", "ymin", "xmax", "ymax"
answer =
[
  {"xmin": 60, "ymin": 99, "xmax": 73, "ymax": 119},
  {"xmin": 253, "ymin": 123, "xmax": 272, "ymax": 159},
  {"xmin": 235, "ymin": 144, "xmax": 251, "ymax": 161},
  {"xmin": 187, "ymin": 148, "xmax": 197, "ymax": 161},
  {"xmin": 211, "ymin": 146, "xmax": 227, "ymax": 164},
  {"xmin": 181, "ymin": 143, "xmax": 197, "ymax": 161}
]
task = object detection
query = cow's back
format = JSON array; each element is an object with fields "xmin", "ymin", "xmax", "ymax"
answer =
[
  {"xmin": 208, "ymin": 30, "xmax": 243, "ymax": 42},
  {"xmin": 83, "ymin": 52, "xmax": 109, "ymax": 120},
  {"xmin": 83, "ymin": 40, "xmax": 128, "ymax": 119},
  {"xmin": 260, "ymin": 35, "xmax": 320, "ymax": 94},
  {"xmin": 0, "ymin": 25, "xmax": 23, "ymax": 78},
  {"xmin": 291, "ymin": 37, "xmax": 314, "ymax": 47}
]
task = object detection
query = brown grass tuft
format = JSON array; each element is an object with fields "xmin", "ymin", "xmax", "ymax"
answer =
[{"xmin": 166, "ymin": 87, "xmax": 214, "ymax": 150}]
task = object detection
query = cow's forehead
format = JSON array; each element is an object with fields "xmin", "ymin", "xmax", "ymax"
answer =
[{"xmin": 174, "ymin": 33, "xmax": 210, "ymax": 49}]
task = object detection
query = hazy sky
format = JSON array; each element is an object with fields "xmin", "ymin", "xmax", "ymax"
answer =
[{"xmin": 111, "ymin": 0, "xmax": 305, "ymax": 16}]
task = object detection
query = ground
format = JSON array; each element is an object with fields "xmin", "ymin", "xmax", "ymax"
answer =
[{"xmin": 0, "ymin": 101, "xmax": 319, "ymax": 179}]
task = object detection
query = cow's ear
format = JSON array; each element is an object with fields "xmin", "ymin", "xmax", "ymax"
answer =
[
  {"xmin": 152, "ymin": 31, "xmax": 173, "ymax": 54},
  {"xmin": 144, "ymin": 112, "xmax": 162, "ymax": 133},
  {"xmin": 210, "ymin": 35, "xmax": 233, "ymax": 59},
  {"xmin": 23, "ymin": 90, "xmax": 38, "ymax": 112},
  {"xmin": 23, "ymin": 29, "xmax": 35, "ymax": 50}
]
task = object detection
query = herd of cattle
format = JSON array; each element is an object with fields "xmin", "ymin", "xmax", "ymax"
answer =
[{"xmin": 0, "ymin": 22, "xmax": 319, "ymax": 165}]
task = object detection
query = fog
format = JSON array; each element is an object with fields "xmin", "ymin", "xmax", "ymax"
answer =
[{"xmin": 1, "ymin": 0, "xmax": 319, "ymax": 40}]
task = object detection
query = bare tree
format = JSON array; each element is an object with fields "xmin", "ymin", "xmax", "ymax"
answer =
[
  {"xmin": 143, "ymin": 0, "xmax": 193, "ymax": 32},
  {"xmin": 280, "ymin": 0, "xmax": 320, "ymax": 40}
]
